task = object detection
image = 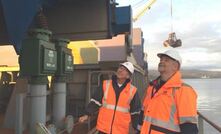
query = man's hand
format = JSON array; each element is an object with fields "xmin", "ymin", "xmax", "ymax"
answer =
[{"xmin": 79, "ymin": 115, "xmax": 89, "ymax": 123}]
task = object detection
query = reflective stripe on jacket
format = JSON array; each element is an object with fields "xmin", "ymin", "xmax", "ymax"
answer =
[
  {"xmin": 141, "ymin": 71, "xmax": 198, "ymax": 134},
  {"xmin": 96, "ymin": 80, "xmax": 137, "ymax": 134}
]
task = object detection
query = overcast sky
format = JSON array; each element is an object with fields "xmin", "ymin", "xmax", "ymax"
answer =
[{"xmin": 117, "ymin": 0, "xmax": 221, "ymax": 71}]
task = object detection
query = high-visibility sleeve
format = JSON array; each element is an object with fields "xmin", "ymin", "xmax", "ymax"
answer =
[{"xmin": 175, "ymin": 86, "xmax": 198, "ymax": 124}]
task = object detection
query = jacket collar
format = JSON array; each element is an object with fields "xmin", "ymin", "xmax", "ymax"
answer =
[
  {"xmin": 112, "ymin": 75, "xmax": 130, "ymax": 84},
  {"xmin": 161, "ymin": 71, "xmax": 183, "ymax": 89},
  {"xmin": 112, "ymin": 75, "xmax": 130, "ymax": 87}
]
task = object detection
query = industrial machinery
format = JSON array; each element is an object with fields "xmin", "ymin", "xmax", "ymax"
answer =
[
  {"xmin": 132, "ymin": 0, "xmax": 157, "ymax": 22},
  {"xmin": 0, "ymin": 28, "xmax": 147, "ymax": 134},
  {"xmin": 0, "ymin": 0, "xmax": 146, "ymax": 133}
]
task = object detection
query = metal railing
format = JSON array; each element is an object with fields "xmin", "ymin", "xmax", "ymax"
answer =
[{"xmin": 198, "ymin": 111, "xmax": 221, "ymax": 134}]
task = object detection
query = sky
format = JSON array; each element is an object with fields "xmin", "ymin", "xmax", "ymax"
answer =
[{"xmin": 117, "ymin": 0, "xmax": 221, "ymax": 71}]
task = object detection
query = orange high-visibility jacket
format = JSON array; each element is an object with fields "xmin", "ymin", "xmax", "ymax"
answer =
[
  {"xmin": 96, "ymin": 80, "xmax": 137, "ymax": 134},
  {"xmin": 141, "ymin": 71, "xmax": 198, "ymax": 134}
]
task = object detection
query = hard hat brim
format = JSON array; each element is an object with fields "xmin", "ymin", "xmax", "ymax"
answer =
[
  {"xmin": 157, "ymin": 53, "xmax": 178, "ymax": 63},
  {"xmin": 119, "ymin": 63, "xmax": 133, "ymax": 74}
]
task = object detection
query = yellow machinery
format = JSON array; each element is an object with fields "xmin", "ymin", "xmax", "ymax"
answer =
[
  {"xmin": 0, "ymin": 66, "xmax": 19, "ymax": 72},
  {"xmin": 68, "ymin": 41, "xmax": 100, "ymax": 64}
]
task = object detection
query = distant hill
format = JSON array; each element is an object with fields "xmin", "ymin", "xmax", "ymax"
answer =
[{"xmin": 148, "ymin": 70, "xmax": 221, "ymax": 80}]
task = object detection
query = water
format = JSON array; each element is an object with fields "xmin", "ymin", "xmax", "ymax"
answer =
[{"xmin": 184, "ymin": 79, "xmax": 221, "ymax": 134}]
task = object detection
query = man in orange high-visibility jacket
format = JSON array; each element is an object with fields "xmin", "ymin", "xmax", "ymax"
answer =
[
  {"xmin": 138, "ymin": 50, "xmax": 198, "ymax": 134},
  {"xmin": 79, "ymin": 62, "xmax": 141, "ymax": 134}
]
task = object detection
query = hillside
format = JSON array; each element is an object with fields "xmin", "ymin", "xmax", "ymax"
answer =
[{"xmin": 148, "ymin": 70, "xmax": 221, "ymax": 80}]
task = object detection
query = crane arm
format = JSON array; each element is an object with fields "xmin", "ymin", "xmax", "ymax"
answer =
[{"xmin": 132, "ymin": 0, "xmax": 157, "ymax": 22}]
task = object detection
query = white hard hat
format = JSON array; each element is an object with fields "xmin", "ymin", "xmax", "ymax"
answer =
[
  {"xmin": 120, "ymin": 62, "xmax": 134, "ymax": 74},
  {"xmin": 157, "ymin": 49, "xmax": 182, "ymax": 65}
]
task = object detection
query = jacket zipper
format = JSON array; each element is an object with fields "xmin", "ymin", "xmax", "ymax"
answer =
[
  {"xmin": 110, "ymin": 100, "xmax": 118, "ymax": 134},
  {"xmin": 110, "ymin": 79, "xmax": 127, "ymax": 133}
]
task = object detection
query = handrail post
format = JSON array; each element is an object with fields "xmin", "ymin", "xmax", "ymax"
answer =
[{"xmin": 198, "ymin": 114, "xmax": 204, "ymax": 134}]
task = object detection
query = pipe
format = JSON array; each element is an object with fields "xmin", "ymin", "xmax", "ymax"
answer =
[
  {"xmin": 29, "ymin": 84, "xmax": 47, "ymax": 134},
  {"xmin": 52, "ymin": 82, "xmax": 66, "ymax": 129}
]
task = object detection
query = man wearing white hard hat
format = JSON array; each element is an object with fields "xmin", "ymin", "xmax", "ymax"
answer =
[
  {"xmin": 79, "ymin": 61, "xmax": 141, "ymax": 134},
  {"xmin": 139, "ymin": 50, "xmax": 198, "ymax": 134}
]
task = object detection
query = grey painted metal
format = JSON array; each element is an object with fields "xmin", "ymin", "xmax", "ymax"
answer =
[
  {"xmin": 52, "ymin": 82, "xmax": 66, "ymax": 129},
  {"xmin": 29, "ymin": 84, "xmax": 47, "ymax": 134},
  {"xmin": 15, "ymin": 93, "xmax": 26, "ymax": 134},
  {"xmin": 3, "ymin": 77, "xmax": 29, "ymax": 129},
  {"xmin": 44, "ymin": 0, "xmax": 111, "ymax": 41},
  {"xmin": 198, "ymin": 114, "xmax": 204, "ymax": 134},
  {"xmin": 198, "ymin": 111, "xmax": 221, "ymax": 134},
  {"xmin": 86, "ymin": 71, "xmax": 91, "ymax": 107}
]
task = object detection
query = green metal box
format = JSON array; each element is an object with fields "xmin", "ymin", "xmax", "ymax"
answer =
[
  {"xmin": 20, "ymin": 29, "xmax": 57, "ymax": 76},
  {"xmin": 53, "ymin": 39, "xmax": 73, "ymax": 75}
]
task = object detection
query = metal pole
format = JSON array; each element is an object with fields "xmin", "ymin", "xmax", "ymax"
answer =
[
  {"xmin": 197, "ymin": 111, "xmax": 221, "ymax": 133},
  {"xmin": 198, "ymin": 115, "xmax": 204, "ymax": 134},
  {"xmin": 52, "ymin": 81, "xmax": 66, "ymax": 129},
  {"xmin": 29, "ymin": 84, "xmax": 47, "ymax": 134},
  {"xmin": 86, "ymin": 71, "xmax": 91, "ymax": 131}
]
